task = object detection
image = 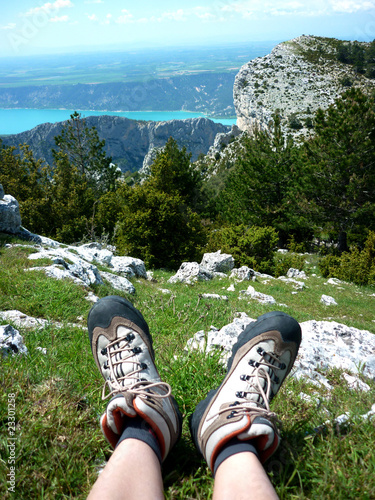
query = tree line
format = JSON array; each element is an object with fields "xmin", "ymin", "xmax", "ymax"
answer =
[{"xmin": 1, "ymin": 89, "xmax": 375, "ymax": 282}]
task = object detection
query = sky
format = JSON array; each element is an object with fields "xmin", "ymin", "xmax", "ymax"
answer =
[{"xmin": 1, "ymin": 0, "xmax": 375, "ymax": 57}]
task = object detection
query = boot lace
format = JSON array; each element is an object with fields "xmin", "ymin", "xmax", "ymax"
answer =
[
  {"xmin": 210, "ymin": 349, "xmax": 285, "ymax": 423},
  {"xmin": 101, "ymin": 335, "xmax": 172, "ymax": 401}
]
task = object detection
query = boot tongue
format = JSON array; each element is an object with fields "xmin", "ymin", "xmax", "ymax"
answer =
[{"xmin": 237, "ymin": 415, "xmax": 275, "ymax": 451}]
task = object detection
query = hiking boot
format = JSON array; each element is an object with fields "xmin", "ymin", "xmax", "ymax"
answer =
[
  {"xmin": 190, "ymin": 311, "xmax": 301, "ymax": 471},
  {"xmin": 88, "ymin": 295, "xmax": 182, "ymax": 461}
]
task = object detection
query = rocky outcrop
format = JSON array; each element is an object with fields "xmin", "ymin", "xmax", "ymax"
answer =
[
  {"xmin": 0, "ymin": 184, "xmax": 22, "ymax": 234},
  {"xmin": 1, "ymin": 116, "xmax": 229, "ymax": 173},
  {"xmin": 184, "ymin": 314, "xmax": 375, "ymax": 390},
  {"xmin": 234, "ymin": 35, "xmax": 375, "ymax": 137}
]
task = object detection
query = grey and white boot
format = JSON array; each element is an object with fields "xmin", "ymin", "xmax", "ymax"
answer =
[
  {"xmin": 190, "ymin": 311, "xmax": 301, "ymax": 472},
  {"xmin": 88, "ymin": 295, "xmax": 182, "ymax": 462}
]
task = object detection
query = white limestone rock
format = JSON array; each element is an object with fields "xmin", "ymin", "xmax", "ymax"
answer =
[
  {"xmin": 326, "ymin": 278, "xmax": 345, "ymax": 286},
  {"xmin": 110, "ymin": 256, "xmax": 147, "ymax": 278},
  {"xmin": 278, "ymin": 276, "xmax": 305, "ymax": 290},
  {"xmin": 342, "ymin": 373, "xmax": 370, "ymax": 392},
  {"xmin": 184, "ymin": 315, "xmax": 375, "ymax": 390},
  {"xmin": 239, "ymin": 285, "xmax": 277, "ymax": 305},
  {"xmin": 321, "ymin": 294, "xmax": 338, "ymax": 306},
  {"xmin": 200, "ymin": 250, "xmax": 234, "ymax": 274},
  {"xmin": 287, "ymin": 268, "xmax": 307, "ymax": 279},
  {"xmin": 100, "ymin": 271, "xmax": 135, "ymax": 294},
  {"xmin": 293, "ymin": 320, "xmax": 375, "ymax": 386},
  {"xmin": 168, "ymin": 262, "xmax": 213, "ymax": 284},
  {"xmin": 0, "ymin": 310, "xmax": 51, "ymax": 329},
  {"xmin": 0, "ymin": 324, "xmax": 28, "ymax": 356},
  {"xmin": 230, "ymin": 266, "xmax": 255, "ymax": 281},
  {"xmin": 0, "ymin": 194, "xmax": 21, "ymax": 234},
  {"xmin": 86, "ymin": 292, "xmax": 100, "ymax": 303},
  {"xmin": 74, "ymin": 243, "xmax": 113, "ymax": 266},
  {"xmin": 201, "ymin": 293, "xmax": 229, "ymax": 301},
  {"xmin": 0, "ymin": 310, "xmax": 84, "ymax": 330},
  {"xmin": 184, "ymin": 312, "xmax": 254, "ymax": 362},
  {"xmin": 27, "ymin": 247, "xmax": 103, "ymax": 286},
  {"xmin": 234, "ymin": 35, "xmax": 375, "ymax": 137},
  {"xmin": 15, "ymin": 227, "xmax": 61, "ymax": 247}
]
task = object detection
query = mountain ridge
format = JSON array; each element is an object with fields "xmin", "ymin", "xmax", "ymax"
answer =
[{"xmin": 1, "ymin": 115, "xmax": 230, "ymax": 172}]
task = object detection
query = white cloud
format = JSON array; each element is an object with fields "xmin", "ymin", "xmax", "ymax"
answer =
[
  {"xmin": 84, "ymin": 0, "xmax": 103, "ymax": 4},
  {"xmin": 23, "ymin": 0, "xmax": 74, "ymax": 17},
  {"xmin": 0, "ymin": 23, "xmax": 16, "ymax": 30},
  {"xmin": 218, "ymin": 0, "xmax": 375, "ymax": 17},
  {"xmin": 50, "ymin": 15, "xmax": 69, "ymax": 22},
  {"xmin": 157, "ymin": 9, "xmax": 187, "ymax": 22},
  {"xmin": 116, "ymin": 9, "xmax": 134, "ymax": 24},
  {"xmin": 87, "ymin": 13, "xmax": 98, "ymax": 21},
  {"xmin": 330, "ymin": 0, "xmax": 375, "ymax": 12},
  {"xmin": 192, "ymin": 7, "xmax": 216, "ymax": 20}
]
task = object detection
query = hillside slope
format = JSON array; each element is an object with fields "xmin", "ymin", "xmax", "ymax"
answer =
[{"xmin": 234, "ymin": 35, "xmax": 375, "ymax": 136}]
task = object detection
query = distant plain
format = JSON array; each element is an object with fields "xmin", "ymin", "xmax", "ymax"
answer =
[{"xmin": 0, "ymin": 42, "xmax": 278, "ymax": 87}]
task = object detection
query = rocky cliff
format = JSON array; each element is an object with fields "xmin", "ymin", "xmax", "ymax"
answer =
[
  {"xmin": 234, "ymin": 35, "xmax": 375, "ymax": 136},
  {"xmin": 1, "ymin": 115, "xmax": 229, "ymax": 172}
]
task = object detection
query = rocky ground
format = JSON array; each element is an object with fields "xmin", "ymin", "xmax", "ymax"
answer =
[{"xmin": 234, "ymin": 35, "xmax": 375, "ymax": 138}]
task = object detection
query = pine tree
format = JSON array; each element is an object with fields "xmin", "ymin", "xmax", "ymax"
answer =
[
  {"xmin": 115, "ymin": 138, "xmax": 206, "ymax": 269},
  {"xmin": 0, "ymin": 143, "xmax": 52, "ymax": 235},
  {"xmin": 217, "ymin": 115, "xmax": 308, "ymax": 246},
  {"xmin": 52, "ymin": 111, "xmax": 120, "ymax": 195},
  {"xmin": 302, "ymin": 88, "xmax": 375, "ymax": 249}
]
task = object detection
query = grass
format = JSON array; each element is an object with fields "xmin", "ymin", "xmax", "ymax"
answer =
[{"xmin": 0, "ymin": 239, "xmax": 374, "ymax": 499}]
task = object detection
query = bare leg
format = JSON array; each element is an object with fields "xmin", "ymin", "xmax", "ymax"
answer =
[
  {"xmin": 87, "ymin": 439, "xmax": 164, "ymax": 500},
  {"xmin": 213, "ymin": 452, "xmax": 279, "ymax": 500}
]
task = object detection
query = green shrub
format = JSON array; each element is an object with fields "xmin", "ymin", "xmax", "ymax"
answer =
[
  {"xmin": 206, "ymin": 224, "xmax": 278, "ymax": 273},
  {"xmin": 115, "ymin": 186, "xmax": 206, "ymax": 270},
  {"xmin": 319, "ymin": 254, "xmax": 342, "ymax": 277},
  {"xmin": 319, "ymin": 231, "xmax": 375, "ymax": 286}
]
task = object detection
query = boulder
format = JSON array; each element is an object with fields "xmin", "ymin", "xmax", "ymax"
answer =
[
  {"xmin": 287, "ymin": 268, "xmax": 307, "ymax": 279},
  {"xmin": 168, "ymin": 262, "xmax": 213, "ymax": 284},
  {"xmin": 0, "ymin": 190, "xmax": 21, "ymax": 234},
  {"xmin": 185, "ymin": 313, "xmax": 254, "ymax": 356},
  {"xmin": 101, "ymin": 271, "xmax": 135, "ymax": 294},
  {"xmin": 0, "ymin": 324, "xmax": 28, "ymax": 357},
  {"xmin": 239, "ymin": 285, "xmax": 277, "ymax": 305},
  {"xmin": 75, "ymin": 243, "xmax": 113, "ymax": 266},
  {"xmin": 200, "ymin": 250, "xmax": 235, "ymax": 274},
  {"xmin": 230, "ymin": 266, "xmax": 255, "ymax": 281},
  {"xmin": 185, "ymin": 316, "xmax": 375, "ymax": 390},
  {"xmin": 110, "ymin": 256, "xmax": 147, "ymax": 278},
  {"xmin": 321, "ymin": 294, "xmax": 338, "ymax": 306}
]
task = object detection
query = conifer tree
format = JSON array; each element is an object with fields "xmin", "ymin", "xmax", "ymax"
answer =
[
  {"xmin": 0, "ymin": 143, "xmax": 52, "ymax": 235},
  {"xmin": 115, "ymin": 138, "xmax": 205, "ymax": 269},
  {"xmin": 217, "ymin": 115, "xmax": 308, "ymax": 246},
  {"xmin": 302, "ymin": 88, "xmax": 375, "ymax": 249},
  {"xmin": 52, "ymin": 111, "xmax": 120, "ymax": 194}
]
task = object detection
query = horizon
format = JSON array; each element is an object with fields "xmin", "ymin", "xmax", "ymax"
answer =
[{"xmin": 1, "ymin": 1, "xmax": 375, "ymax": 58}]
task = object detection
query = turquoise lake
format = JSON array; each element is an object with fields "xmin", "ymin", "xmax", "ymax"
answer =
[{"xmin": 0, "ymin": 108, "xmax": 237, "ymax": 135}]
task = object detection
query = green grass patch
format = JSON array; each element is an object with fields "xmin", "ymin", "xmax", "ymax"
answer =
[{"xmin": 0, "ymin": 243, "xmax": 374, "ymax": 498}]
